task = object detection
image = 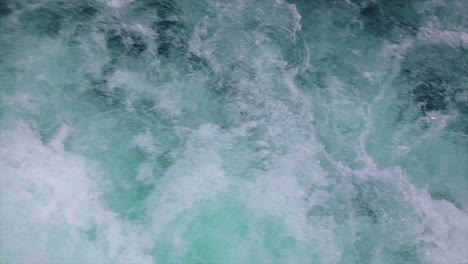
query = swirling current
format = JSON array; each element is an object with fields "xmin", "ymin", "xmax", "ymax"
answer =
[{"xmin": 0, "ymin": 0, "xmax": 467, "ymax": 263}]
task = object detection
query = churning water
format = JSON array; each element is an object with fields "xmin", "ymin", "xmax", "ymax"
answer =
[{"xmin": 0, "ymin": 0, "xmax": 467, "ymax": 263}]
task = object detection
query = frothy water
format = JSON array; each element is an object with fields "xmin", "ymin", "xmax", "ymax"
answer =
[{"xmin": 1, "ymin": 0, "xmax": 467, "ymax": 263}]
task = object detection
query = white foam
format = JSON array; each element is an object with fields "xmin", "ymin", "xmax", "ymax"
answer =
[
  {"xmin": 424, "ymin": 111, "xmax": 458, "ymax": 132},
  {"xmin": 14, "ymin": 94, "xmax": 37, "ymax": 111},
  {"xmin": 48, "ymin": 124, "xmax": 72, "ymax": 152},
  {"xmin": 133, "ymin": 131, "xmax": 157, "ymax": 153},
  {"xmin": 137, "ymin": 162, "xmax": 155, "ymax": 183},
  {"xmin": 417, "ymin": 21, "xmax": 468, "ymax": 46},
  {"xmin": 146, "ymin": 124, "xmax": 230, "ymax": 237},
  {"xmin": 0, "ymin": 121, "xmax": 153, "ymax": 263},
  {"xmin": 104, "ymin": 0, "xmax": 135, "ymax": 8},
  {"xmin": 346, "ymin": 163, "xmax": 468, "ymax": 263},
  {"xmin": 243, "ymin": 166, "xmax": 339, "ymax": 263},
  {"xmin": 397, "ymin": 176, "xmax": 468, "ymax": 263},
  {"xmin": 288, "ymin": 2, "xmax": 303, "ymax": 33},
  {"xmin": 108, "ymin": 70, "xmax": 146, "ymax": 93}
]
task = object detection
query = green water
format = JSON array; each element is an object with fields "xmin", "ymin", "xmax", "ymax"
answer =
[{"xmin": 0, "ymin": 0, "xmax": 467, "ymax": 263}]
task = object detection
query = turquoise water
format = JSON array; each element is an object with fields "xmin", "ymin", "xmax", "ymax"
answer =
[{"xmin": 0, "ymin": 0, "xmax": 467, "ymax": 263}]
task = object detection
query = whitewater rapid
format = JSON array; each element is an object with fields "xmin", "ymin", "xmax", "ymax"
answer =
[{"xmin": 1, "ymin": 0, "xmax": 467, "ymax": 263}]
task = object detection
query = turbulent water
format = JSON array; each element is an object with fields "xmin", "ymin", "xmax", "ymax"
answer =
[{"xmin": 1, "ymin": 0, "xmax": 467, "ymax": 263}]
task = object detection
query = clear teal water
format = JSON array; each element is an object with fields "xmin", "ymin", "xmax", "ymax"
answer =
[{"xmin": 1, "ymin": 0, "xmax": 467, "ymax": 263}]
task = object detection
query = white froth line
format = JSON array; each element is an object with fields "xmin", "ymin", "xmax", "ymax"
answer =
[
  {"xmin": 48, "ymin": 124, "xmax": 72, "ymax": 152},
  {"xmin": 104, "ymin": 0, "xmax": 135, "ymax": 8},
  {"xmin": 418, "ymin": 25, "xmax": 468, "ymax": 46}
]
